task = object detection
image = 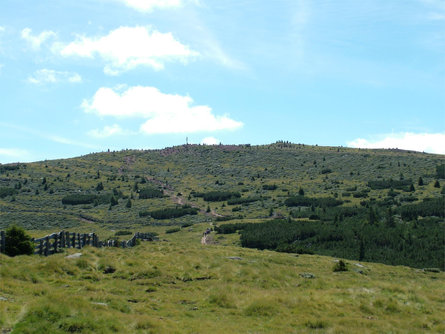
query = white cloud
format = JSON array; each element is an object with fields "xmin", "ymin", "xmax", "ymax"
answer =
[
  {"xmin": 88, "ymin": 124, "xmax": 125, "ymax": 138},
  {"xmin": 115, "ymin": 0, "xmax": 183, "ymax": 12},
  {"xmin": 57, "ymin": 26, "xmax": 198, "ymax": 75},
  {"xmin": 347, "ymin": 132, "xmax": 445, "ymax": 154},
  {"xmin": 0, "ymin": 27, "xmax": 5, "ymax": 33},
  {"xmin": 27, "ymin": 69, "xmax": 82, "ymax": 84},
  {"xmin": 0, "ymin": 148, "xmax": 29, "ymax": 158},
  {"xmin": 82, "ymin": 86, "xmax": 243, "ymax": 134},
  {"xmin": 21, "ymin": 28, "xmax": 56, "ymax": 49},
  {"xmin": 201, "ymin": 136, "xmax": 220, "ymax": 145}
]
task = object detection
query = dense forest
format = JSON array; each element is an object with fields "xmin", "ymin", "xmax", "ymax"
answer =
[{"xmin": 216, "ymin": 196, "xmax": 444, "ymax": 269}]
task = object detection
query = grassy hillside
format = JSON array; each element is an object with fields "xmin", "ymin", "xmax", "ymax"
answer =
[
  {"xmin": 1, "ymin": 143, "xmax": 445, "ymax": 332},
  {"xmin": 1, "ymin": 143, "xmax": 443, "ymax": 229},
  {"xmin": 1, "ymin": 228, "xmax": 445, "ymax": 333}
]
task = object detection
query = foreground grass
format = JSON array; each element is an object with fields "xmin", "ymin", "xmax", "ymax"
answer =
[{"xmin": 1, "ymin": 226, "xmax": 444, "ymax": 333}]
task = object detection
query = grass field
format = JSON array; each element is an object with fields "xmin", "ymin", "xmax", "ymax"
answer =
[{"xmin": 1, "ymin": 223, "xmax": 444, "ymax": 334}]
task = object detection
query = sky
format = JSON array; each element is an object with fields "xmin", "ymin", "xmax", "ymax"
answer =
[{"xmin": 0, "ymin": 0, "xmax": 444, "ymax": 163}]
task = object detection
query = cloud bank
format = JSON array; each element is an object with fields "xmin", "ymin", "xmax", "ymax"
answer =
[
  {"xmin": 58, "ymin": 26, "xmax": 198, "ymax": 75},
  {"xmin": 347, "ymin": 132, "xmax": 445, "ymax": 154},
  {"xmin": 82, "ymin": 86, "xmax": 243, "ymax": 134}
]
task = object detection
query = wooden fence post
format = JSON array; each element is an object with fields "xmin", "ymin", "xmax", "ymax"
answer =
[
  {"xmin": 53, "ymin": 234, "xmax": 58, "ymax": 254},
  {"xmin": 60, "ymin": 231, "xmax": 65, "ymax": 248},
  {"xmin": 0, "ymin": 231, "xmax": 5, "ymax": 254},
  {"xmin": 77, "ymin": 233, "xmax": 81, "ymax": 249},
  {"xmin": 44, "ymin": 236, "xmax": 49, "ymax": 256},
  {"xmin": 38, "ymin": 239, "xmax": 43, "ymax": 255}
]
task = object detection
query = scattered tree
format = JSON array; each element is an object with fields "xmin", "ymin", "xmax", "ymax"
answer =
[
  {"xmin": 4, "ymin": 225, "xmax": 34, "ymax": 257},
  {"xmin": 418, "ymin": 177, "xmax": 424, "ymax": 186}
]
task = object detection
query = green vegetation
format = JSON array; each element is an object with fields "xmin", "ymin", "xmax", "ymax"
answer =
[
  {"xmin": 193, "ymin": 191, "xmax": 241, "ymax": 202},
  {"xmin": 0, "ymin": 187, "xmax": 17, "ymax": 198},
  {"xmin": 285, "ymin": 195, "xmax": 343, "ymax": 208},
  {"xmin": 138, "ymin": 187, "xmax": 163, "ymax": 199},
  {"xmin": 4, "ymin": 225, "xmax": 34, "ymax": 257},
  {"xmin": 0, "ymin": 233, "xmax": 444, "ymax": 333},
  {"xmin": 216, "ymin": 213, "xmax": 444, "ymax": 269},
  {"xmin": 0, "ymin": 143, "xmax": 444, "ymax": 333},
  {"xmin": 139, "ymin": 205, "xmax": 199, "ymax": 219}
]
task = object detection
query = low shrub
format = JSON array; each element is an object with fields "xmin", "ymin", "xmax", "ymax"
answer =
[{"xmin": 166, "ymin": 227, "xmax": 180, "ymax": 234}]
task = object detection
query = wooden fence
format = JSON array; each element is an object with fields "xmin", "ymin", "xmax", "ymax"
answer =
[{"xmin": 0, "ymin": 231, "xmax": 157, "ymax": 256}]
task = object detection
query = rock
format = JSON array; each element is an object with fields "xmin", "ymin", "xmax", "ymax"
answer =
[
  {"xmin": 354, "ymin": 263, "xmax": 365, "ymax": 268},
  {"xmin": 299, "ymin": 272, "xmax": 315, "ymax": 279},
  {"xmin": 91, "ymin": 302, "xmax": 108, "ymax": 306},
  {"xmin": 0, "ymin": 296, "xmax": 8, "ymax": 301},
  {"xmin": 227, "ymin": 256, "xmax": 242, "ymax": 260},
  {"xmin": 65, "ymin": 253, "xmax": 82, "ymax": 259}
]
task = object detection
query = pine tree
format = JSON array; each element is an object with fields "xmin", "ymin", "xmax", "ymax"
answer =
[
  {"xmin": 96, "ymin": 182, "xmax": 104, "ymax": 191},
  {"xmin": 126, "ymin": 198, "xmax": 132, "ymax": 208},
  {"xmin": 110, "ymin": 196, "xmax": 118, "ymax": 206},
  {"xmin": 418, "ymin": 177, "xmax": 424, "ymax": 186},
  {"xmin": 434, "ymin": 180, "xmax": 440, "ymax": 188}
]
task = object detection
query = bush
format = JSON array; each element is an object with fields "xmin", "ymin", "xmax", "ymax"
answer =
[
  {"xmin": 193, "ymin": 191, "xmax": 241, "ymax": 202},
  {"xmin": 140, "ymin": 205, "xmax": 199, "ymax": 219},
  {"xmin": 61, "ymin": 194, "xmax": 97, "ymax": 205},
  {"xmin": 333, "ymin": 260, "xmax": 348, "ymax": 272},
  {"xmin": 4, "ymin": 225, "xmax": 34, "ymax": 257},
  {"xmin": 166, "ymin": 227, "xmax": 180, "ymax": 234},
  {"xmin": 0, "ymin": 187, "xmax": 17, "ymax": 198},
  {"xmin": 114, "ymin": 230, "xmax": 133, "ymax": 236},
  {"xmin": 368, "ymin": 179, "xmax": 412, "ymax": 190},
  {"xmin": 227, "ymin": 196, "xmax": 261, "ymax": 205},
  {"xmin": 139, "ymin": 187, "xmax": 163, "ymax": 199}
]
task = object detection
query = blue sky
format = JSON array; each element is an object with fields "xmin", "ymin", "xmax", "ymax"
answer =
[{"xmin": 0, "ymin": 0, "xmax": 444, "ymax": 163}]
